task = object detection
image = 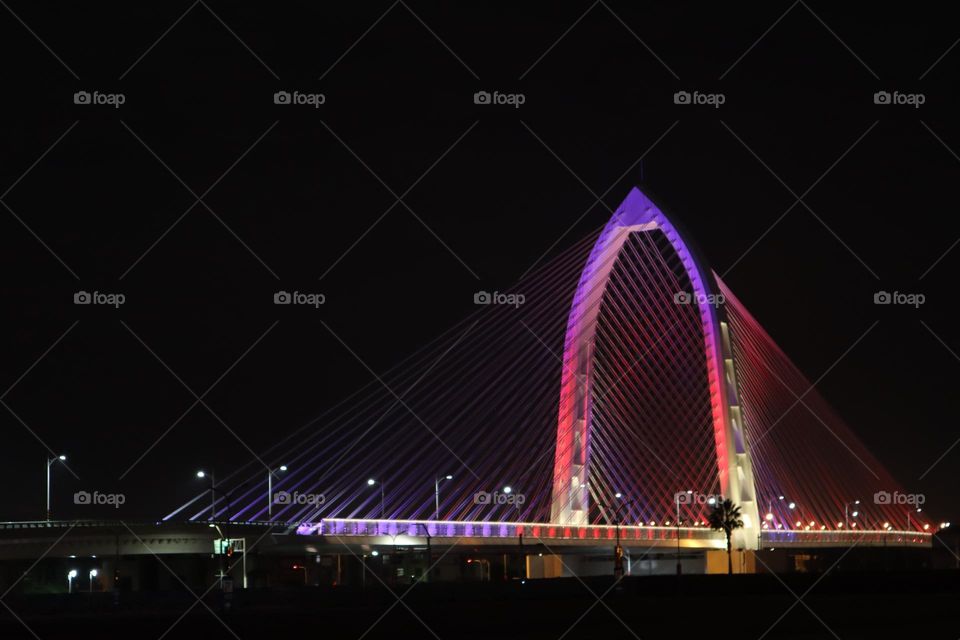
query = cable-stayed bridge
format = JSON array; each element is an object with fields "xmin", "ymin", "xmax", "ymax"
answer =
[{"xmin": 163, "ymin": 187, "xmax": 936, "ymax": 553}]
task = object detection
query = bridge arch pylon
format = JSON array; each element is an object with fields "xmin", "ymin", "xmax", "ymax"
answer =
[{"xmin": 550, "ymin": 187, "xmax": 760, "ymax": 550}]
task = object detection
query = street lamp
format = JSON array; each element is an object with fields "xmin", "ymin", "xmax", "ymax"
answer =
[
  {"xmin": 267, "ymin": 464, "xmax": 288, "ymax": 519},
  {"xmin": 675, "ymin": 490, "xmax": 692, "ymax": 575},
  {"xmin": 89, "ymin": 569, "xmax": 98, "ymax": 593},
  {"xmin": 611, "ymin": 494, "xmax": 645, "ymax": 580},
  {"xmin": 45, "ymin": 454, "xmax": 67, "ymax": 520},
  {"xmin": 907, "ymin": 507, "xmax": 922, "ymax": 531},
  {"xmin": 844, "ymin": 499, "xmax": 860, "ymax": 528},
  {"xmin": 197, "ymin": 470, "xmax": 216, "ymax": 520},
  {"xmin": 434, "ymin": 474, "xmax": 453, "ymax": 520},
  {"xmin": 367, "ymin": 478, "xmax": 385, "ymax": 518},
  {"xmin": 501, "ymin": 486, "xmax": 523, "ymax": 517},
  {"xmin": 67, "ymin": 569, "xmax": 77, "ymax": 593}
]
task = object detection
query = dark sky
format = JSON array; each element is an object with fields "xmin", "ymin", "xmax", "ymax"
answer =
[{"xmin": 1, "ymin": 2, "xmax": 957, "ymax": 521}]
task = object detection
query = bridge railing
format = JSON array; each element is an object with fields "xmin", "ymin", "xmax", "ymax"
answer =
[
  {"xmin": 761, "ymin": 528, "xmax": 932, "ymax": 547},
  {"xmin": 304, "ymin": 518, "xmax": 723, "ymax": 543},
  {"xmin": 304, "ymin": 519, "xmax": 933, "ymax": 548}
]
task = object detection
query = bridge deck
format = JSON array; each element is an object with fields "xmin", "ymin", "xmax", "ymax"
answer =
[{"xmin": 302, "ymin": 518, "xmax": 933, "ymax": 549}]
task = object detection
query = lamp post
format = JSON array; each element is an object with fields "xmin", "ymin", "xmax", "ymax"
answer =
[
  {"xmin": 45, "ymin": 455, "xmax": 67, "ymax": 520},
  {"xmin": 844, "ymin": 499, "xmax": 860, "ymax": 528},
  {"xmin": 367, "ymin": 478, "xmax": 385, "ymax": 518},
  {"xmin": 197, "ymin": 470, "xmax": 216, "ymax": 520},
  {"xmin": 675, "ymin": 490, "xmax": 692, "ymax": 575},
  {"xmin": 67, "ymin": 569, "xmax": 77, "ymax": 594},
  {"xmin": 267, "ymin": 465, "xmax": 288, "ymax": 519},
  {"xmin": 89, "ymin": 569, "xmax": 98, "ymax": 593},
  {"xmin": 611, "ymin": 493, "xmax": 645, "ymax": 580},
  {"xmin": 501, "ymin": 486, "xmax": 524, "ymax": 579},
  {"xmin": 434, "ymin": 474, "xmax": 453, "ymax": 520}
]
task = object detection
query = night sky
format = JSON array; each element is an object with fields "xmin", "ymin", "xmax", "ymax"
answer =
[{"xmin": 1, "ymin": 2, "xmax": 957, "ymax": 521}]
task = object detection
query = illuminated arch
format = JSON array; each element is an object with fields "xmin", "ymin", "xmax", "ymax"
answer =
[{"xmin": 550, "ymin": 187, "xmax": 760, "ymax": 548}]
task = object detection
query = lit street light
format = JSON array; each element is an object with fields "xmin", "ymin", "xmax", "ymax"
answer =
[
  {"xmin": 844, "ymin": 499, "xmax": 860, "ymax": 528},
  {"xmin": 267, "ymin": 464, "xmax": 288, "ymax": 519},
  {"xmin": 367, "ymin": 478, "xmax": 385, "ymax": 518},
  {"xmin": 197, "ymin": 470, "xmax": 216, "ymax": 520},
  {"xmin": 675, "ymin": 490, "xmax": 692, "ymax": 575},
  {"xmin": 89, "ymin": 569, "xmax": 98, "ymax": 593},
  {"xmin": 434, "ymin": 474, "xmax": 453, "ymax": 520},
  {"xmin": 67, "ymin": 569, "xmax": 77, "ymax": 593},
  {"xmin": 907, "ymin": 507, "xmax": 922, "ymax": 531},
  {"xmin": 45, "ymin": 454, "xmax": 67, "ymax": 520}
]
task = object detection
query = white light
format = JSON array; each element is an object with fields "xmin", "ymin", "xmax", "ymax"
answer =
[
  {"xmin": 851, "ymin": 511, "xmax": 859, "ymax": 517},
  {"xmin": 279, "ymin": 465, "xmax": 288, "ymax": 472},
  {"xmin": 502, "ymin": 486, "xmax": 512, "ymax": 494},
  {"xmin": 788, "ymin": 502, "xmax": 796, "ymax": 510},
  {"xmin": 614, "ymin": 492, "xmax": 622, "ymax": 499},
  {"xmin": 854, "ymin": 500, "xmax": 860, "ymax": 505},
  {"xmin": 445, "ymin": 475, "xmax": 453, "ymax": 480},
  {"xmin": 68, "ymin": 570, "xmax": 77, "ymax": 579},
  {"xmin": 58, "ymin": 455, "xmax": 67, "ymax": 461},
  {"xmin": 765, "ymin": 513, "xmax": 773, "ymax": 521},
  {"xmin": 89, "ymin": 569, "xmax": 98, "ymax": 577},
  {"xmin": 196, "ymin": 471, "xmax": 206, "ymax": 478},
  {"xmin": 707, "ymin": 497, "xmax": 716, "ymax": 505},
  {"xmin": 367, "ymin": 478, "xmax": 376, "ymax": 486},
  {"xmin": 371, "ymin": 550, "xmax": 379, "ymax": 557}
]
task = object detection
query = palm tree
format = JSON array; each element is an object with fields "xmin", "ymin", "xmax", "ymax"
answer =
[{"xmin": 707, "ymin": 498, "xmax": 744, "ymax": 574}]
